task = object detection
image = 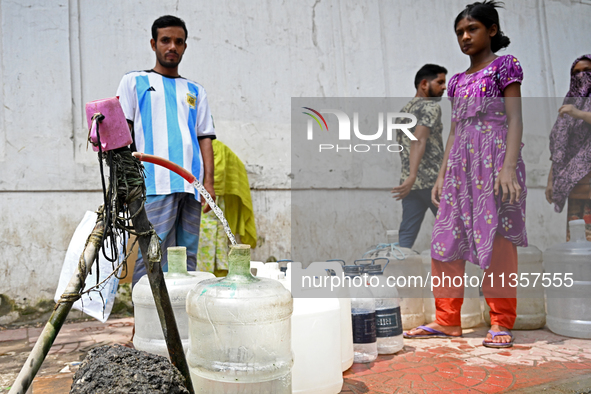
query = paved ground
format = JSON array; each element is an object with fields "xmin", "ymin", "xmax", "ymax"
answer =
[
  {"xmin": 1, "ymin": 318, "xmax": 590, "ymax": 393},
  {"xmin": 342, "ymin": 326, "xmax": 591, "ymax": 393},
  {"xmin": 0, "ymin": 318, "xmax": 134, "ymax": 394}
]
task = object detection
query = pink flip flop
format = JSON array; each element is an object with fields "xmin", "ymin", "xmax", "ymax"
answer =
[
  {"xmin": 403, "ymin": 325, "xmax": 462, "ymax": 339},
  {"xmin": 482, "ymin": 330, "xmax": 514, "ymax": 348}
]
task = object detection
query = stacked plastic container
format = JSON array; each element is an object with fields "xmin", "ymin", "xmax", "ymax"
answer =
[
  {"xmin": 132, "ymin": 247, "xmax": 215, "ymax": 357},
  {"xmin": 251, "ymin": 261, "xmax": 346, "ymax": 394},
  {"xmin": 338, "ymin": 299, "xmax": 354, "ymax": 371},
  {"xmin": 285, "ymin": 262, "xmax": 343, "ymax": 394},
  {"xmin": 544, "ymin": 219, "xmax": 591, "ymax": 339}
]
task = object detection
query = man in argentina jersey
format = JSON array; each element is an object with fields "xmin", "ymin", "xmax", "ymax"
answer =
[{"xmin": 116, "ymin": 15, "xmax": 216, "ymax": 286}]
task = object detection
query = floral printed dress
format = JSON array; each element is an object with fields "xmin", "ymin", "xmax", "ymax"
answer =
[{"xmin": 431, "ymin": 54, "xmax": 528, "ymax": 269}]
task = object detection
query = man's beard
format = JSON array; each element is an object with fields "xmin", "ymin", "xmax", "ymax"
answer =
[
  {"xmin": 428, "ymin": 85, "xmax": 442, "ymax": 101},
  {"xmin": 157, "ymin": 53, "xmax": 182, "ymax": 69}
]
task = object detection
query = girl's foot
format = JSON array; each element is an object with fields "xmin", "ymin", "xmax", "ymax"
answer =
[
  {"xmin": 483, "ymin": 324, "xmax": 514, "ymax": 347},
  {"xmin": 404, "ymin": 322, "xmax": 462, "ymax": 338}
]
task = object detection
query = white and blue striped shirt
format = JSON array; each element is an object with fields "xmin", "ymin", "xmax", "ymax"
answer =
[{"xmin": 116, "ymin": 70, "xmax": 216, "ymax": 201}]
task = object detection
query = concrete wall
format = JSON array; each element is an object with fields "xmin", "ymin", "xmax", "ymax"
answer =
[{"xmin": 1, "ymin": 0, "xmax": 590, "ymax": 304}]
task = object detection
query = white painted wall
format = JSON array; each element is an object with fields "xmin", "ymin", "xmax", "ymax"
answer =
[{"xmin": 0, "ymin": 0, "xmax": 590, "ymax": 304}]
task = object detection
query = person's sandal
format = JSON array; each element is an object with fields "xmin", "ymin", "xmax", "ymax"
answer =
[
  {"xmin": 403, "ymin": 325, "xmax": 462, "ymax": 339},
  {"xmin": 482, "ymin": 330, "xmax": 514, "ymax": 348}
]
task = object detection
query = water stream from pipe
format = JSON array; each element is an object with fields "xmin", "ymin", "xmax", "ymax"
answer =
[{"xmin": 191, "ymin": 180, "xmax": 237, "ymax": 246}]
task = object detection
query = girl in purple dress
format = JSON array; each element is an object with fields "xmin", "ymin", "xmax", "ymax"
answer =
[{"xmin": 405, "ymin": 1, "xmax": 526, "ymax": 348}]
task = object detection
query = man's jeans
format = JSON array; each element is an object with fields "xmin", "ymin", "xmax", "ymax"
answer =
[{"xmin": 399, "ymin": 188, "xmax": 438, "ymax": 248}]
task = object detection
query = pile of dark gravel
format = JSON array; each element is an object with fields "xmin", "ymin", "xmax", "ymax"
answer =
[{"xmin": 70, "ymin": 344, "xmax": 190, "ymax": 394}]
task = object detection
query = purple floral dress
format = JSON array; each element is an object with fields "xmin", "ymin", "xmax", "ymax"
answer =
[{"xmin": 431, "ymin": 55, "xmax": 528, "ymax": 269}]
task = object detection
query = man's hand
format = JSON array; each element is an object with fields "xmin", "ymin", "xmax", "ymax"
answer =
[
  {"xmin": 395, "ymin": 124, "xmax": 429, "ymax": 201},
  {"xmin": 391, "ymin": 177, "xmax": 415, "ymax": 200},
  {"xmin": 202, "ymin": 180, "xmax": 216, "ymax": 213},
  {"xmin": 431, "ymin": 175, "xmax": 444, "ymax": 207}
]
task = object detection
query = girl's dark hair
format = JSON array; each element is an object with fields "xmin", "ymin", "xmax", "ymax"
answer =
[{"xmin": 454, "ymin": 1, "xmax": 510, "ymax": 53}]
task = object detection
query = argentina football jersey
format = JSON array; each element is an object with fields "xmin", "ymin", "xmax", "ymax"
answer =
[{"xmin": 116, "ymin": 70, "xmax": 216, "ymax": 201}]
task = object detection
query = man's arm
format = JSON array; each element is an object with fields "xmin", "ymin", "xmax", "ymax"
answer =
[
  {"xmin": 391, "ymin": 125, "xmax": 431, "ymax": 200},
  {"xmin": 199, "ymin": 137, "xmax": 215, "ymax": 213}
]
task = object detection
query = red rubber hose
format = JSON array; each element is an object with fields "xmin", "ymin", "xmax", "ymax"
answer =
[{"xmin": 132, "ymin": 152, "xmax": 197, "ymax": 184}]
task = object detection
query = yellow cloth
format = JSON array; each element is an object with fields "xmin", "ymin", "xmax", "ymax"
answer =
[
  {"xmin": 197, "ymin": 198, "xmax": 230, "ymax": 272},
  {"xmin": 212, "ymin": 139, "xmax": 257, "ymax": 248}
]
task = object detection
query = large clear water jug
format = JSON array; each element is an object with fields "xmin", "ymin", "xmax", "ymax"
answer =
[
  {"xmin": 544, "ymin": 220, "xmax": 591, "ymax": 339},
  {"xmin": 484, "ymin": 245, "xmax": 546, "ymax": 329},
  {"xmin": 186, "ymin": 244, "xmax": 293, "ymax": 393},
  {"xmin": 132, "ymin": 246, "xmax": 214, "ymax": 357},
  {"xmin": 421, "ymin": 250, "xmax": 482, "ymax": 328},
  {"xmin": 365, "ymin": 231, "xmax": 424, "ymax": 330},
  {"xmin": 279, "ymin": 262, "xmax": 343, "ymax": 394}
]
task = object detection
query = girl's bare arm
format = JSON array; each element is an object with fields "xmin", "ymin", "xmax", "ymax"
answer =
[{"xmin": 496, "ymin": 82, "xmax": 523, "ymax": 204}]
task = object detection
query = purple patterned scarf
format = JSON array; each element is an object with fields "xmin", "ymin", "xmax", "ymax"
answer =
[{"xmin": 549, "ymin": 54, "xmax": 591, "ymax": 213}]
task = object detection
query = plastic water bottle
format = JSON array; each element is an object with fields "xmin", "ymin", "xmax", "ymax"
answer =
[
  {"xmin": 363, "ymin": 259, "xmax": 404, "ymax": 355},
  {"xmin": 365, "ymin": 231, "xmax": 424, "ymax": 330},
  {"xmin": 351, "ymin": 297, "xmax": 377, "ymax": 363},
  {"xmin": 375, "ymin": 295, "xmax": 404, "ymax": 354}
]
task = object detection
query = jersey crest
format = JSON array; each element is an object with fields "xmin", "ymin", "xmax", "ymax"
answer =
[{"xmin": 186, "ymin": 92, "xmax": 196, "ymax": 109}]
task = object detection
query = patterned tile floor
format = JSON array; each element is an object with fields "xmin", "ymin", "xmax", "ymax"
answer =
[
  {"xmin": 1, "ymin": 319, "xmax": 590, "ymax": 393},
  {"xmin": 341, "ymin": 325, "xmax": 591, "ymax": 393}
]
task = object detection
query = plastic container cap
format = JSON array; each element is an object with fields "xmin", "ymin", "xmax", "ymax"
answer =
[
  {"xmin": 344, "ymin": 265, "xmax": 363, "ymax": 277},
  {"xmin": 387, "ymin": 230, "xmax": 399, "ymax": 244},
  {"xmin": 570, "ymin": 219, "xmax": 587, "ymax": 242},
  {"xmin": 364, "ymin": 265, "xmax": 383, "ymax": 276}
]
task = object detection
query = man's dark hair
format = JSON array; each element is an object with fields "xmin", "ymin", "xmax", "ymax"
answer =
[
  {"xmin": 414, "ymin": 64, "xmax": 448, "ymax": 89},
  {"xmin": 151, "ymin": 15, "xmax": 188, "ymax": 41}
]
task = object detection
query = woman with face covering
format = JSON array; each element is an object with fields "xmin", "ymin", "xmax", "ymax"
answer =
[
  {"xmin": 546, "ymin": 55, "xmax": 591, "ymax": 241},
  {"xmin": 404, "ymin": 1, "xmax": 526, "ymax": 348}
]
